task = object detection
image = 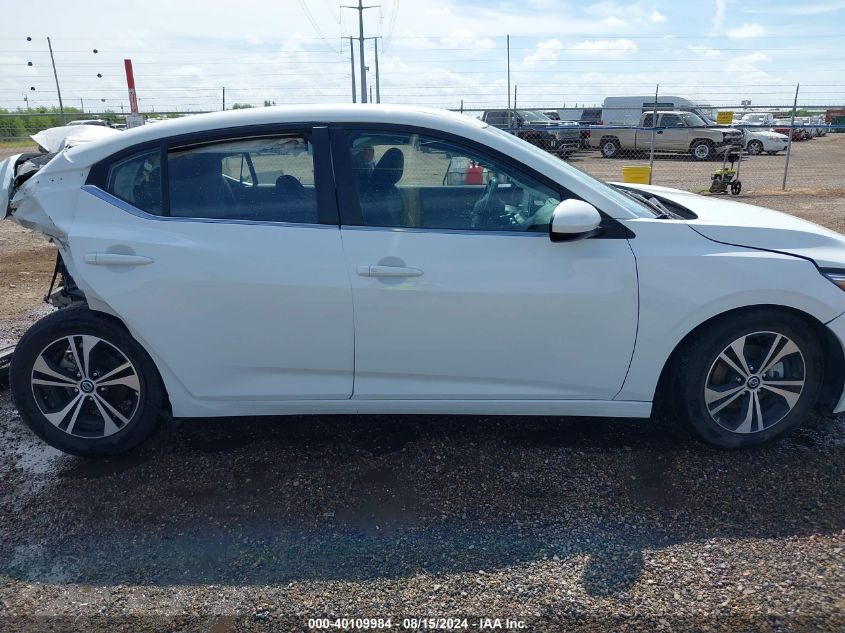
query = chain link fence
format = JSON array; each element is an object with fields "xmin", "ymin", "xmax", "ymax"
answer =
[{"xmin": 2, "ymin": 105, "xmax": 844, "ymax": 194}]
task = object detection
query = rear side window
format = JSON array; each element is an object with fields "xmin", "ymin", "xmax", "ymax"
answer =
[
  {"xmin": 167, "ymin": 134, "xmax": 317, "ymax": 223},
  {"xmin": 105, "ymin": 149, "xmax": 162, "ymax": 215}
]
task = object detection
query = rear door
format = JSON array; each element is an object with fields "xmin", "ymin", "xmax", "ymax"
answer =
[{"xmin": 69, "ymin": 126, "xmax": 354, "ymax": 406}]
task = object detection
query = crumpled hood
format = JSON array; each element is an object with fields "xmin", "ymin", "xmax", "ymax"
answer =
[{"xmin": 619, "ymin": 183, "xmax": 845, "ymax": 269}]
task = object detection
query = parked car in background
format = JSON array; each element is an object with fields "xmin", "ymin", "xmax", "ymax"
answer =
[
  {"xmin": 541, "ymin": 110, "xmax": 591, "ymax": 148},
  {"xmin": 773, "ymin": 119, "xmax": 804, "ymax": 141},
  {"xmin": 737, "ymin": 112, "xmax": 776, "ymax": 128},
  {"xmin": 480, "ymin": 109, "xmax": 580, "ymax": 157},
  {"xmin": 811, "ymin": 115, "xmax": 828, "ymax": 137},
  {"xmin": 597, "ymin": 110, "xmax": 742, "ymax": 160},
  {"xmin": 743, "ymin": 128, "xmax": 789, "ymax": 155},
  {"xmin": 6, "ymin": 104, "xmax": 845, "ymax": 456}
]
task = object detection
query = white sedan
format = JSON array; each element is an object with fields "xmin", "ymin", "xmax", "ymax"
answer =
[
  {"xmin": 3, "ymin": 105, "xmax": 845, "ymax": 456},
  {"xmin": 743, "ymin": 128, "xmax": 790, "ymax": 155}
]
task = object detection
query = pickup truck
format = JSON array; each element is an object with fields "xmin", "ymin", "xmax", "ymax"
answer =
[
  {"xmin": 596, "ymin": 110, "xmax": 743, "ymax": 160},
  {"xmin": 480, "ymin": 109, "xmax": 581, "ymax": 158}
]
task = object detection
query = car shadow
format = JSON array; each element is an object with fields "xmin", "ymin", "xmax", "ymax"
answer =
[{"xmin": 2, "ymin": 403, "xmax": 844, "ymax": 598}]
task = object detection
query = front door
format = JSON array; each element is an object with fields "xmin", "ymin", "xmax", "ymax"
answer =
[
  {"xmin": 334, "ymin": 127, "xmax": 639, "ymax": 401},
  {"xmin": 70, "ymin": 127, "xmax": 354, "ymax": 405}
]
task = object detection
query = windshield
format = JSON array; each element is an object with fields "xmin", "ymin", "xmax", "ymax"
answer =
[
  {"xmin": 483, "ymin": 125, "xmax": 656, "ymax": 218},
  {"xmin": 681, "ymin": 112, "xmax": 707, "ymax": 127},
  {"xmin": 519, "ymin": 110, "xmax": 551, "ymax": 123}
]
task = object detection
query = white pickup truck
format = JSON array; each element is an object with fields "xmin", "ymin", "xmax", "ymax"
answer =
[{"xmin": 597, "ymin": 110, "xmax": 743, "ymax": 160}]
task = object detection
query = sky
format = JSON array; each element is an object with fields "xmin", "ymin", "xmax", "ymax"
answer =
[{"xmin": 3, "ymin": 0, "xmax": 845, "ymax": 114}]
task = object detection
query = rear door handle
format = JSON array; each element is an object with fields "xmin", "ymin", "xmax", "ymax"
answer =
[
  {"xmin": 85, "ymin": 253, "xmax": 153, "ymax": 266},
  {"xmin": 357, "ymin": 265, "xmax": 423, "ymax": 278}
]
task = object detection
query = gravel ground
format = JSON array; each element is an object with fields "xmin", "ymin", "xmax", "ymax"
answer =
[{"xmin": 1, "ymin": 143, "xmax": 845, "ymax": 632}]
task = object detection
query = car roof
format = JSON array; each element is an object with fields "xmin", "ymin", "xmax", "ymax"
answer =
[{"xmin": 66, "ymin": 104, "xmax": 489, "ymax": 165}]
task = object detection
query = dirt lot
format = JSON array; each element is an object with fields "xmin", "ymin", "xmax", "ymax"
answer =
[{"xmin": 1, "ymin": 142, "xmax": 844, "ymax": 631}]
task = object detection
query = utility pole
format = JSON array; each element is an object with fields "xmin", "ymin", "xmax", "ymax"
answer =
[
  {"xmin": 513, "ymin": 85, "xmax": 517, "ymax": 109},
  {"xmin": 506, "ymin": 35, "xmax": 511, "ymax": 128},
  {"xmin": 80, "ymin": 98, "xmax": 84, "ymax": 112},
  {"xmin": 46, "ymin": 37, "xmax": 65, "ymax": 124},
  {"xmin": 349, "ymin": 36, "xmax": 357, "ymax": 103},
  {"xmin": 374, "ymin": 37, "xmax": 381, "ymax": 103},
  {"xmin": 342, "ymin": 0, "xmax": 378, "ymax": 103},
  {"xmin": 370, "ymin": 86, "xmax": 374, "ymax": 102},
  {"xmin": 222, "ymin": 87, "xmax": 225, "ymax": 111}
]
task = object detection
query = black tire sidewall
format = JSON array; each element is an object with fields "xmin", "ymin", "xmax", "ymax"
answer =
[
  {"xmin": 676, "ymin": 311, "xmax": 823, "ymax": 449},
  {"xmin": 748, "ymin": 140, "xmax": 763, "ymax": 155},
  {"xmin": 10, "ymin": 308, "xmax": 163, "ymax": 457}
]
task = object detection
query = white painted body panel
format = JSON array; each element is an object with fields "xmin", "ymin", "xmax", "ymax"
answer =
[
  {"xmin": 65, "ymin": 189, "xmax": 355, "ymax": 408},
  {"xmin": 340, "ymin": 227, "xmax": 638, "ymax": 400},
  {"xmin": 616, "ymin": 218, "xmax": 845, "ymax": 402}
]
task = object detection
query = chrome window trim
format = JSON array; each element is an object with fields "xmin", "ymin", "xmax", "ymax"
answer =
[
  {"xmin": 340, "ymin": 224, "xmax": 548, "ymax": 237},
  {"xmin": 81, "ymin": 185, "xmax": 332, "ymax": 230}
]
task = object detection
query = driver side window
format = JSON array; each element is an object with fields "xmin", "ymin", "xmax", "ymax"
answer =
[{"xmin": 345, "ymin": 130, "xmax": 562, "ymax": 232}]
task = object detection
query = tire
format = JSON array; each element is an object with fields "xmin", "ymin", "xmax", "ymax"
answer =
[
  {"xmin": 746, "ymin": 140, "xmax": 764, "ymax": 155},
  {"xmin": 674, "ymin": 309, "xmax": 823, "ymax": 449},
  {"xmin": 600, "ymin": 138, "xmax": 621, "ymax": 159},
  {"xmin": 10, "ymin": 307, "xmax": 165, "ymax": 457},
  {"xmin": 766, "ymin": 151, "xmax": 778, "ymax": 156},
  {"xmin": 690, "ymin": 140, "xmax": 716, "ymax": 161}
]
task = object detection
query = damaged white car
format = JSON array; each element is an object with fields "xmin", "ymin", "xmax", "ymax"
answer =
[{"xmin": 4, "ymin": 105, "xmax": 845, "ymax": 456}]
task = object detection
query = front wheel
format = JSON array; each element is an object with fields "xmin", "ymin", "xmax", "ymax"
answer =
[
  {"xmin": 10, "ymin": 308, "xmax": 165, "ymax": 457},
  {"xmin": 674, "ymin": 310, "xmax": 823, "ymax": 448},
  {"xmin": 691, "ymin": 140, "xmax": 716, "ymax": 161},
  {"xmin": 600, "ymin": 138, "xmax": 621, "ymax": 158},
  {"xmin": 746, "ymin": 140, "xmax": 764, "ymax": 155}
]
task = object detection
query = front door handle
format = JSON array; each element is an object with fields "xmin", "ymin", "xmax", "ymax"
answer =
[
  {"xmin": 357, "ymin": 265, "xmax": 423, "ymax": 278},
  {"xmin": 85, "ymin": 253, "xmax": 154, "ymax": 266}
]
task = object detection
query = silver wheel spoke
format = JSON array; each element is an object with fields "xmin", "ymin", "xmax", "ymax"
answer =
[
  {"xmin": 32, "ymin": 378, "xmax": 79, "ymax": 388},
  {"xmin": 762, "ymin": 379, "xmax": 804, "ymax": 388},
  {"xmin": 92, "ymin": 395, "xmax": 122, "ymax": 436},
  {"xmin": 33, "ymin": 355, "xmax": 76, "ymax": 384},
  {"xmin": 729, "ymin": 336, "xmax": 752, "ymax": 376},
  {"xmin": 706, "ymin": 383, "xmax": 745, "ymax": 404},
  {"xmin": 708, "ymin": 387, "xmax": 746, "ymax": 415},
  {"xmin": 717, "ymin": 350, "xmax": 748, "ymax": 379},
  {"xmin": 761, "ymin": 384, "xmax": 801, "ymax": 408},
  {"xmin": 761, "ymin": 339, "xmax": 800, "ymax": 376},
  {"xmin": 97, "ymin": 373, "xmax": 140, "ymax": 391},
  {"xmin": 43, "ymin": 393, "xmax": 83, "ymax": 428},
  {"xmin": 735, "ymin": 392, "xmax": 756, "ymax": 434},
  {"xmin": 758, "ymin": 334, "xmax": 783, "ymax": 375},
  {"xmin": 94, "ymin": 361, "xmax": 132, "ymax": 384},
  {"xmin": 81, "ymin": 335, "xmax": 99, "ymax": 377},
  {"xmin": 66, "ymin": 336, "xmax": 85, "ymax": 378}
]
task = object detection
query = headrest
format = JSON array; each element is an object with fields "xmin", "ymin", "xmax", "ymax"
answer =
[{"xmin": 370, "ymin": 147, "xmax": 404, "ymax": 190}]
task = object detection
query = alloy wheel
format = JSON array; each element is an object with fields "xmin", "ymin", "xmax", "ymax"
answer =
[
  {"xmin": 30, "ymin": 335, "xmax": 141, "ymax": 438},
  {"xmin": 704, "ymin": 331, "xmax": 805, "ymax": 434}
]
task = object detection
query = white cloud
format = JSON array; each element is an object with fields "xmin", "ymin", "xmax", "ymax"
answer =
[
  {"xmin": 568, "ymin": 39, "xmax": 639, "ymax": 57},
  {"xmin": 711, "ymin": 0, "xmax": 726, "ymax": 34},
  {"xmin": 649, "ymin": 10, "xmax": 666, "ymax": 23},
  {"xmin": 523, "ymin": 39, "xmax": 564, "ymax": 67},
  {"xmin": 727, "ymin": 23, "xmax": 766, "ymax": 38},
  {"xmin": 688, "ymin": 44, "xmax": 722, "ymax": 58},
  {"xmin": 439, "ymin": 29, "xmax": 495, "ymax": 50},
  {"xmin": 602, "ymin": 15, "xmax": 626, "ymax": 26}
]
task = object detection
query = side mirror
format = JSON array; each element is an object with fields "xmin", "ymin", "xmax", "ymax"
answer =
[{"xmin": 550, "ymin": 199, "xmax": 602, "ymax": 241}]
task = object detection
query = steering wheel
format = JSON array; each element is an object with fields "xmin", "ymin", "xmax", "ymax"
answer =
[{"xmin": 471, "ymin": 175, "xmax": 505, "ymax": 228}]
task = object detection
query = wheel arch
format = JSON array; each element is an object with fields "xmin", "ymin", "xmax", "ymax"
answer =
[
  {"xmin": 652, "ymin": 304, "xmax": 844, "ymax": 416},
  {"xmin": 75, "ymin": 306, "xmax": 174, "ymax": 418}
]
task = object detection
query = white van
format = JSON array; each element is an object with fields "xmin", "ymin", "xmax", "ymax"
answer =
[{"xmin": 602, "ymin": 96, "xmax": 718, "ymax": 126}]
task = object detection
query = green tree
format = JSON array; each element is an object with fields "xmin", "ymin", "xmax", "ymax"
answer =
[{"xmin": 231, "ymin": 103, "xmax": 254, "ymax": 109}]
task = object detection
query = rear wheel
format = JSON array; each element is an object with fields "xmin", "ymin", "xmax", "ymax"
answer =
[
  {"xmin": 674, "ymin": 310, "xmax": 823, "ymax": 448},
  {"xmin": 10, "ymin": 308, "xmax": 165, "ymax": 457},
  {"xmin": 600, "ymin": 138, "xmax": 621, "ymax": 158}
]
